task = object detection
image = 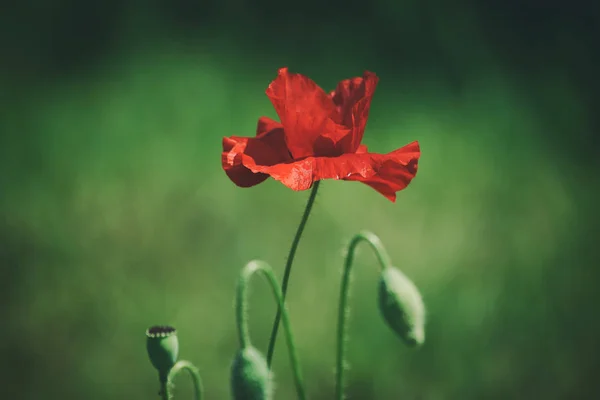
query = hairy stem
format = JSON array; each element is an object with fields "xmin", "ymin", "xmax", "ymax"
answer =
[
  {"xmin": 267, "ymin": 180, "xmax": 320, "ymax": 366},
  {"xmin": 237, "ymin": 260, "xmax": 307, "ymax": 400},
  {"xmin": 160, "ymin": 360, "xmax": 204, "ymax": 400},
  {"xmin": 335, "ymin": 231, "xmax": 392, "ymax": 400}
]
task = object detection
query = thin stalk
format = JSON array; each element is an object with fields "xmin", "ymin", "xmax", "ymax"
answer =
[
  {"xmin": 335, "ymin": 231, "xmax": 392, "ymax": 400},
  {"xmin": 238, "ymin": 260, "xmax": 307, "ymax": 400},
  {"xmin": 162, "ymin": 360, "xmax": 204, "ymax": 400},
  {"xmin": 160, "ymin": 381, "xmax": 169, "ymax": 400},
  {"xmin": 267, "ymin": 180, "xmax": 320, "ymax": 366}
]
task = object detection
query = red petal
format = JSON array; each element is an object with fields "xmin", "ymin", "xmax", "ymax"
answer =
[
  {"xmin": 330, "ymin": 71, "xmax": 379, "ymax": 153},
  {"xmin": 356, "ymin": 144, "xmax": 368, "ymax": 154},
  {"xmin": 347, "ymin": 141, "xmax": 420, "ymax": 202},
  {"xmin": 265, "ymin": 67, "xmax": 348, "ymax": 159},
  {"xmin": 238, "ymin": 141, "xmax": 420, "ymax": 201},
  {"xmin": 221, "ymin": 117, "xmax": 292, "ymax": 188}
]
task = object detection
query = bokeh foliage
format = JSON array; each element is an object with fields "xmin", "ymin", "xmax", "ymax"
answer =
[{"xmin": 1, "ymin": 0, "xmax": 599, "ymax": 399}]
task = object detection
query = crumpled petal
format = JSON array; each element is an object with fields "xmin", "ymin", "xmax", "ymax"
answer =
[
  {"xmin": 346, "ymin": 141, "xmax": 420, "ymax": 202},
  {"xmin": 222, "ymin": 117, "xmax": 292, "ymax": 188},
  {"xmin": 237, "ymin": 141, "xmax": 420, "ymax": 202},
  {"xmin": 265, "ymin": 67, "xmax": 349, "ymax": 159},
  {"xmin": 330, "ymin": 71, "xmax": 379, "ymax": 153}
]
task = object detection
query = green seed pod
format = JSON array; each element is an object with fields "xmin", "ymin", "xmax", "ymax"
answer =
[
  {"xmin": 230, "ymin": 346, "xmax": 273, "ymax": 400},
  {"xmin": 146, "ymin": 326, "xmax": 179, "ymax": 382},
  {"xmin": 378, "ymin": 267, "xmax": 425, "ymax": 347}
]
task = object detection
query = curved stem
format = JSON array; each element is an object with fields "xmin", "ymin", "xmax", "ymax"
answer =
[
  {"xmin": 267, "ymin": 180, "xmax": 320, "ymax": 366},
  {"xmin": 161, "ymin": 360, "xmax": 204, "ymax": 400},
  {"xmin": 236, "ymin": 265, "xmax": 251, "ymax": 349},
  {"xmin": 237, "ymin": 260, "xmax": 307, "ymax": 400},
  {"xmin": 335, "ymin": 231, "xmax": 392, "ymax": 400}
]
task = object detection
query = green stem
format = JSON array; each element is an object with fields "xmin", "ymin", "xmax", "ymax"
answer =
[
  {"xmin": 237, "ymin": 260, "xmax": 307, "ymax": 400},
  {"xmin": 236, "ymin": 266, "xmax": 250, "ymax": 349},
  {"xmin": 160, "ymin": 380, "xmax": 169, "ymax": 400},
  {"xmin": 335, "ymin": 231, "xmax": 392, "ymax": 400},
  {"xmin": 161, "ymin": 360, "xmax": 204, "ymax": 400},
  {"xmin": 266, "ymin": 180, "xmax": 320, "ymax": 366}
]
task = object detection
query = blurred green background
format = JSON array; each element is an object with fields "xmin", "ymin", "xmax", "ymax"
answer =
[{"xmin": 1, "ymin": 1, "xmax": 599, "ymax": 399}]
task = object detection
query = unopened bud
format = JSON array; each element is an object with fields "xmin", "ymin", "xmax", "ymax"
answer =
[
  {"xmin": 378, "ymin": 267, "xmax": 425, "ymax": 347},
  {"xmin": 146, "ymin": 325, "xmax": 179, "ymax": 382},
  {"xmin": 230, "ymin": 346, "xmax": 273, "ymax": 400}
]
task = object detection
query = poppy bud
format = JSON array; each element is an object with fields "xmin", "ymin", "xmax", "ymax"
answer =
[
  {"xmin": 146, "ymin": 325, "xmax": 179, "ymax": 382},
  {"xmin": 378, "ymin": 267, "xmax": 425, "ymax": 347},
  {"xmin": 230, "ymin": 346, "xmax": 273, "ymax": 400}
]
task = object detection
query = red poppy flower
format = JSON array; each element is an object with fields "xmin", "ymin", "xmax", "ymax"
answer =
[{"xmin": 221, "ymin": 67, "xmax": 420, "ymax": 202}]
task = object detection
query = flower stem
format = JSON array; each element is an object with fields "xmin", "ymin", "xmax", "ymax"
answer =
[
  {"xmin": 160, "ymin": 381, "xmax": 169, "ymax": 400},
  {"xmin": 161, "ymin": 360, "xmax": 204, "ymax": 400},
  {"xmin": 266, "ymin": 180, "xmax": 320, "ymax": 366},
  {"xmin": 237, "ymin": 260, "xmax": 307, "ymax": 400},
  {"xmin": 335, "ymin": 231, "xmax": 392, "ymax": 400}
]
